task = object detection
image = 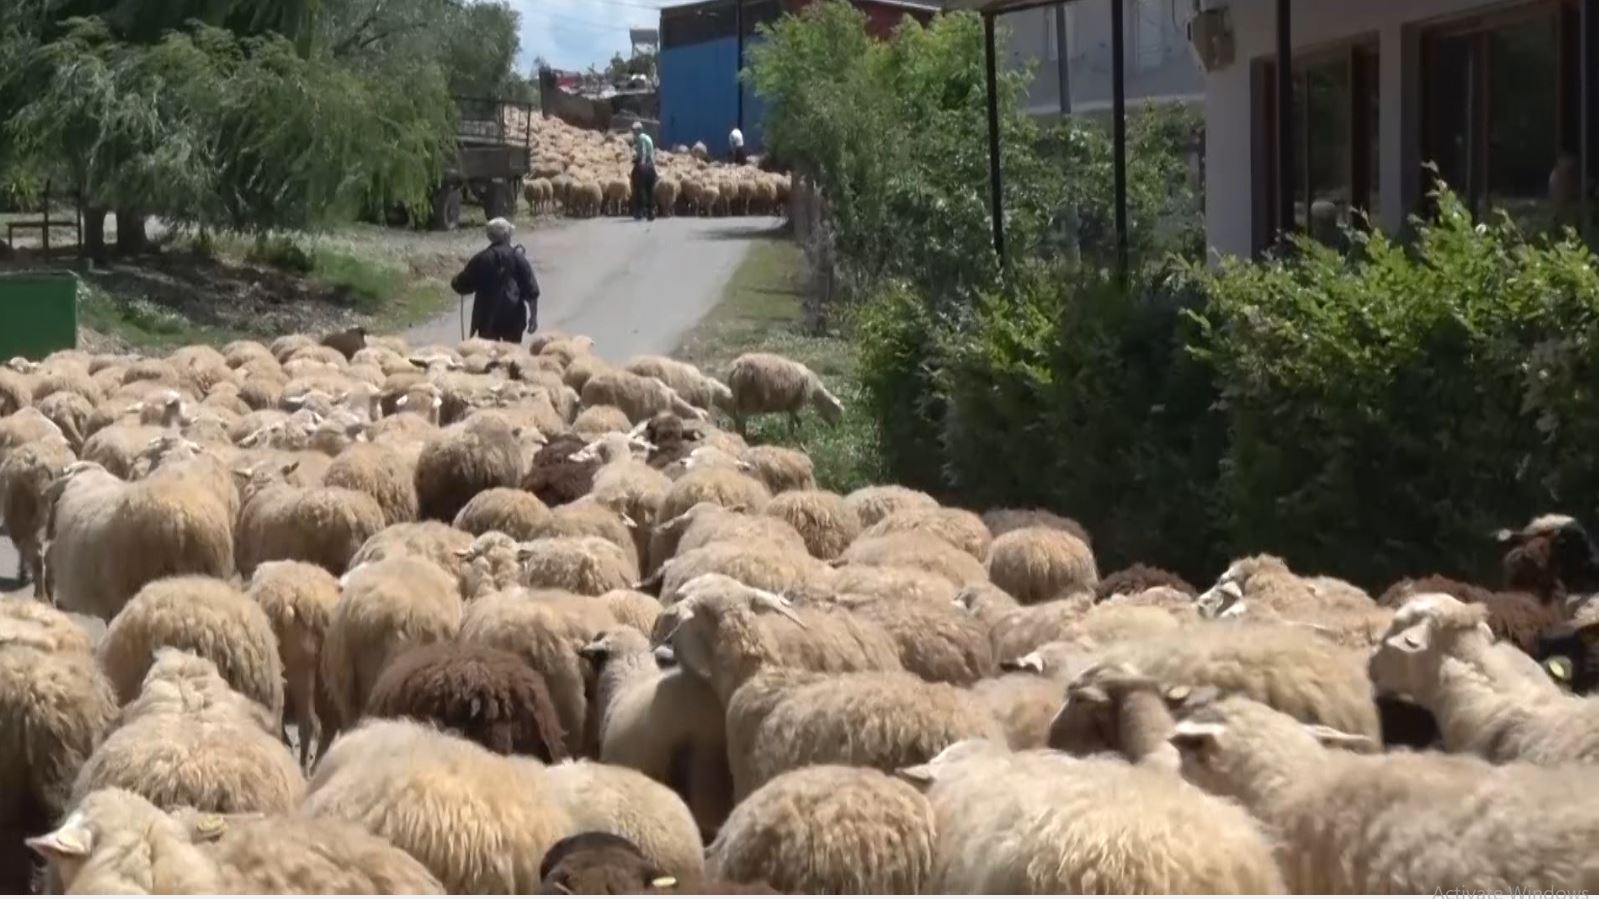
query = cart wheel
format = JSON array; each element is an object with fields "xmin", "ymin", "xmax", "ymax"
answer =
[{"xmin": 429, "ymin": 184, "xmax": 461, "ymax": 231}]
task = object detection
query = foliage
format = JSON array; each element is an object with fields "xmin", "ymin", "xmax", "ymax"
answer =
[
  {"xmin": 1183, "ymin": 186, "xmax": 1599, "ymax": 586},
  {"xmin": 246, "ymin": 233, "xmax": 314, "ymax": 273}
]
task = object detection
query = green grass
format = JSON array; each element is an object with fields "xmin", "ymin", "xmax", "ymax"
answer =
[
  {"xmin": 676, "ymin": 235, "xmax": 886, "ymax": 494},
  {"xmin": 77, "ymin": 281, "xmax": 244, "ymax": 350}
]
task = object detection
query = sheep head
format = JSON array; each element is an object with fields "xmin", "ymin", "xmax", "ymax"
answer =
[
  {"xmin": 809, "ymin": 382, "xmax": 845, "ymax": 426},
  {"xmin": 1167, "ymin": 696, "xmax": 1376, "ymax": 808},
  {"xmin": 28, "ymin": 789, "xmax": 220, "ymax": 894},
  {"xmin": 1047, "ymin": 662, "xmax": 1198, "ymax": 770},
  {"xmin": 654, "ymin": 573, "xmax": 802, "ymax": 701},
  {"xmin": 1367, "ymin": 592, "xmax": 1493, "ymax": 701}
]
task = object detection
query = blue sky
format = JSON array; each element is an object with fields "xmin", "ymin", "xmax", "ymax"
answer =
[{"xmin": 506, "ymin": 0, "xmax": 684, "ymax": 73}]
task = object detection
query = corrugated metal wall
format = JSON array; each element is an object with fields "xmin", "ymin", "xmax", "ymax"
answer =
[{"xmin": 659, "ymin": 35, "xmax": 740, "ymax": 152}]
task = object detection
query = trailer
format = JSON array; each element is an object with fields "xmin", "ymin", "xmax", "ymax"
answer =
[{"xmin": 428, "ymin": 96, "xmax": 535, "ymax": 231}]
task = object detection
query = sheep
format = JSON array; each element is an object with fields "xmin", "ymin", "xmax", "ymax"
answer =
[
  {"xmin": 842, "ymin": 594, "xmax": 996, "ymax": 685},
  {"xmin": 1496, "ymin": 513, "xmax": 1599, "ymax": 600},
  {"xmin": 0, "ymin": 435, "xmax": 73, "ymax": 595},
  {"xmin": 707, "ymin": 765, "xmax": 935, "ymax": 894},
  {"xmin": 246, "ymin": 561, "xmax": 341, "ymax": 768},
  {"xmin": 25, "ymin": 788, "xmax": 224, "ymax": 893},
  {"xmin": 322, "ymin": 441, "xmax": 419, "ymax": 527},
  {"xmin": 304, "ymin": 719, "xmax": 574, "ymax": 893},
  {"xmin": 1045, "ymin": 661, "xmax": 1190, "ymax": 767},
  {"xmin": 97, "ymin": 576, "xmax": 284, "ymax": 720},
  {"xmin": 653, "ymin": 177, "xmax": 680, "ymax": 219},
  {"xmin": 581, "ymin": 370, "xmax": 704, "ymax": 423},
  {"xmin": 1197, "ymin": 553, "xmax": 1392, "ymax": 648},
  {"xmin": 31, "ymin": 365, "xmax": 103, "ymax": 406},
  {"xmin": 841, "ymin": 532, "xmax": 989, "ymax": 589},
  {"xmin": 544, "ymin": 760, "xmax": 705, "ymax": 881},
  {"xmin": 365, "ymin": 641, "xmax": 566, "ymax": 760},
  {"xmin": 414, "ymin": 413, "xmax": 524, "ymax": 522},
  {"xmin": 899, "ymin": 738, "xmax": 1285, "ymax": 894},
  {"xmin": 538, "ymin": 832, "xmax": 778, "ymax": 894},
  {"xmin": 658, "ymin": 574, "xmax": 904, "ymax": 708},
  {"xmin": 842, "ymin": 484, "xmax": 938, "ymax": 528},
  {"xmin": 763, "ymin": 489, "xmax": 861, "ymax": 560},
  {"xmin": 724, "ymin": 352, "xmax": 843, "ymax": 435},
  {"xmin": 452, "ymin": 485, "xmax": 550, "ymax": 538},
  {"xmin": 520, "ymin": 536, "xmax": 640, "ymax": 596},
  {"xmin": 1096, "ymin": 620, "xmax": 1382, "ymax": 741},
  {"xmin": 524, "ymin": 433, "xmax": 600, "ymax": 506},
  {"xmin": 861, "ymin": 506, "xmax": 993, "ymax": 560},
  {"xmin": 455, "ymin": 531, "xmax": 527, "ymax": 599},
  {"xmin": 737, "ymin": 444, "xmax": 815, "ymax": 494},
  {"xmin": 45, "ymin": 459, "xmax": 235, "ymax": 621},
  {"xmin": 74, "ymin": 651, "xmax": 303, "ymax": 815},
  {"xmin": 348, "ymin": 520, "xmax": 475, "ymax": 577},
  {"xmin": 622, "ymin": 355, "xmax": 732, "ymax": 414},
  {"xmin": 980, "ymin": 524, "xmax": 1100, "ymax": 603},
  {"xmin": 35, "ymin": 389, "xmax": 93, "ymax": 450},
  {"xmin": 1096, "ymin": 562, "xmax": 1197, "ymax": 600},
  {"xmin": 590, "ymin": 459, "xmax": 672, "ymax": 558},
  {"xmin": 234, "ymin": 463, "xmax": 387, "ymax": 578},
  {"xmin": 1170, "ymin": 694, "xmax": 1599, "ymax": 893},
  {"xmin": 580, "ymin": 628, "xmax": 732, "ymax": 839},
  {"xmin": 561, "ymin": 353, "xmax": 610, "ymax": 392},
  {"xmin": 969, "ymin": 642, "xmax": 1098, "ymax": 750},
  {"xmin": 1369, "ymin": 592, "xmax": 1599, "ymax": 764},
  {"xmin": 321, "ymin": 557, "xmax": 462, "ymax": 723},
  {"xmin": 0, "ymin": 604, "xmax": 117, "ymax": 894},
  {"xmin": 573, "ymin": 404, "xmax": 632, "ymax": 440},
  {"xmin": 654, "ymin": 538, "xmax": 831, "ymax": 606},
  {"xmin": 0, "ymin": 368, "xmax": 29, "ymax": 418},
  {"xmin": 1379, "ymin": 573, "xmax": 1556, "ymax": 654},
  {"xmin": 724, "ymin": 666, "xmax": 1003, "ymax": 799},
  {"xmin": 459, "ymin": 588, "xmax": 625, "ymax": 757},
  {"xmin": 648, "ymin": 501, "xmax": 803, "ymax": 575}
]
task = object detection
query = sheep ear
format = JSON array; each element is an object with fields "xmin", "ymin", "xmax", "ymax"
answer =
[
  {"xmin": 1303, "ymin": 724, "xmax": 1377, "ymax": 753},
  {"xmin": 895, "ymin": 763, "xmax": 935, "ymax": 789},
  {"xmin": 653, "ymin": 644, "xmax": 677, "ymax": 667},
  {"xmin": 1545, "ymin": 655, "xmax": 1574, "ymax": 684},
  {"xmin": 1492, "ymin": 528, "xmax": 1518, "ymax": 544},
  {"xmin": 576, "ymin": 640, "xmax": 607, "ymax": 663},
  {"xmin": 752, "ymin": 590, "xmax": 806, "ymax": 628},
  {"xmin": 1070, "ymin": 683, "xmax": 1109, "ymax": 704},
  {"xmin": 1168, "ymin": 720, "xmax": 1225, "ymax": 754},
  {"xmin": 191, "ymin": 813, "xmax": 228, "ymax": 841},
  {"xmin": 27, "ymin": 815, "xmax": 91, "ymax": 859},
  {"xmin": 1000, "ymin": 653, "xmax": 1045, "ymax": 674},
  {"xmin": 1384, "ymin": 621, "xmax": 1431, "ymax": 655},
  {"xmin": 650, "ymin": 875, "xmax": 678, "ymax": 889},
  {"xmin": 1163, "ymin": 684, "xmax": 1193, "ymax": 703},
  {"xmin": 395, "ymin": 395, "xmax": 410, "ymax": 409}
]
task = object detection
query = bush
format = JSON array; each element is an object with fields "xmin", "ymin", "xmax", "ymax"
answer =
[
  {"xmin": 246, "ymin": 233, "xmax": 313, "ymax": 273},
  {"xmin": 1186, "ymin": 186, "xmax": 1599, "ymax": 586},
  {"xmin": 854, "ymin": 282, "xmax": 952, "ymax": 493}
]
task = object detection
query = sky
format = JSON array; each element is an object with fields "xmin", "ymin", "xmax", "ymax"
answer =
[{"xmin": 507, "ymin": 0, "xmax": 688, "ymax": 73}]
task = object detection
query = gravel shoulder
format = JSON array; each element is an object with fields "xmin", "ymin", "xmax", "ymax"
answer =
[{"xmin": 406, "ymin": 215, "xmax": 782, "ymax": 361}]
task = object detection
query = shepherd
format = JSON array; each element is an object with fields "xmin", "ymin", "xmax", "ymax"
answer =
[{"xmin": 451, "ymin": 217, "xmax": 540, "ymax": 344}]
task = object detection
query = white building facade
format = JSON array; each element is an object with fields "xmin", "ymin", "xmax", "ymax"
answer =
[{"xmin": 1205, "ymin": 0, "xmax": 1588, "ymax": 256}]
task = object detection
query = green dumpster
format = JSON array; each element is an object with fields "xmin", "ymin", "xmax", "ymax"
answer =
[{"xmin": 0, "ymin": 271, "xmax": 78, "ymax": 360}]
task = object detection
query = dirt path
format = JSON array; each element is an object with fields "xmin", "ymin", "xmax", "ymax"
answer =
[{"xmin": 406, "ymin": 215, "xmax": 782, "ymax": 361}]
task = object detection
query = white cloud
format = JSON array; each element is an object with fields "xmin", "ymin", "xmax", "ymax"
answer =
[{"xmin": 506, "ymin": 0, "xmax": 662, "ymax": 72}]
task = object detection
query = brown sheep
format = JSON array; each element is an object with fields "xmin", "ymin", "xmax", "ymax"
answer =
[{"xmin": 365, "ymin": 641, "xmax": 567, "ymax": 760}]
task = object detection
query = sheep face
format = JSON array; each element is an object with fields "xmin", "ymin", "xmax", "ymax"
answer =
[
  {"xmin": 809, "ymin": 385, "xmax": 844, "ymax": 426},
  {"xmin": 1367, "ymin": 593, "xmax": 1493, "ymax": 700},
  {"xmin": 1168, "ymin": 698, "xmax": 1374, "ymax": 804},
  {"xmin": 1047, "ymin": 663, "xmax": 1190, "ymax": 770}
]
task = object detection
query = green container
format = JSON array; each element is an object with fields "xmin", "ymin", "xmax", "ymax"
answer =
[{"xmin": 0, "ymin": 272, "xmax": 78, "ymax": 360}]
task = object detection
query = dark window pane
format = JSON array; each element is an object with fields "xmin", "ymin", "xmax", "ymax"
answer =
[
  {"xmin": 1304, "ymin": 58, "xmax": 1352, "ymax": 239},
  {"xmin": 1486, "ymin": 13, "xmax": 1561, "ymax": 227},
  {"xmin": 1424, "ymin": 32, "xmax": 1475, "ymax": 200}
]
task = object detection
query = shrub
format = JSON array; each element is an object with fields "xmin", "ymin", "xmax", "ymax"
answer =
[
  {"xmin": 1186, "ymin": 185, "xmax": 1599, "ymax": 587},
  {"xmin": 246, "ymin": 233, "xmax": 313, "ymax": 273},
  {"xmin": 855, "ymin": 282, "xmax": 952, "ymax": 493}
]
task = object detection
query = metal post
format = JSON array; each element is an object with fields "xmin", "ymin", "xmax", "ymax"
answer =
[
  {"xmin": 984, "ymin": 12, "xmax": 1006, "ymax": 263},
  {"xmin": 1110, "ymin": 0, "xmax": 1128, "ymax": 280},
  {"xmin": 1582, "ymin": 0, "xmax": 1598, "ymax": 241},
  {"xmin": 1275, "ymin": 0, "xmax": 1295, "ymax": 239},
  {"xmin": 42, "ymin": 179, "xmax": 50, "ymax": 254},
  {"xmin": 735, "ymin": 0, "xmax": 745, "ymax": 133},
  {"xmin": 1055, "ymin": 3, "xmax": 1072, "ymax": 117}
]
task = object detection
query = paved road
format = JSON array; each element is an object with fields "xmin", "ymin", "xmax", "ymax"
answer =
[
  {"xmin": 407, "ymin": 215, "xmax": 782, "ymax": 361},
  {"xmin": 0, "ymin": 538, "xmax": 19, "ymax": 593}
]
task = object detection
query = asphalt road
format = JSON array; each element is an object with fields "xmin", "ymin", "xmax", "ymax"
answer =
[
  {"xmin": 407, "ymin": 215, "xmax": 782, "ymax": 361},
  {"xmin": 0, "ymin": 538, "xmax": 19, "ymax": 593}
]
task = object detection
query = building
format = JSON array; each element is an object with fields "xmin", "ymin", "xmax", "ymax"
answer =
[
  {"xmin": 1203, "ymin": 0, "xmax": 1596, "ymax": 257},
  {"xmin": 949, "ymin": 0, "xmax": 1202, "ymax": 117},
  {"xmin": 658, "ymin": 0, "xmax": 939, "ymax": 154}
]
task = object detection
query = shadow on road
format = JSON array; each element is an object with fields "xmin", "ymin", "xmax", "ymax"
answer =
[
  {"xmin": 0, "ymin": 575, "xmax": 25, "ymax": 593},
  {"xmin": 695, "ymin": 221, "xmax": 792, "ymax": 242}
]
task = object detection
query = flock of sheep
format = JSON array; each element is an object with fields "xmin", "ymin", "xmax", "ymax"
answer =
[
  {"xmin": 520, "ymin": 117, "xmax": 791, "ymax": 220},
  {"xmin": 2, "ymin": 323, "xmax": 1599, "ymax": 894}
]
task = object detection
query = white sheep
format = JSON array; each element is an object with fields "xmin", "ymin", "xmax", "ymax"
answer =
[
  {"xmin": 321, "ymin": 557, "xmax": 462, "ymax": 723},
  {"xmin": 724, "ymin": 352, "xmax": 843, "ymax": 435}
]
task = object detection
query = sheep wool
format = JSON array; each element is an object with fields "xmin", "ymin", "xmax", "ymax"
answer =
[
  {"xmin": 322, "ymin": 440, "xmax": 420, "ymax": 527},
  {"xmin": 901, "ymin": 739, "xmax": 1284, "ymax": 893},
  {"xmin": 452, "ymin": 485, "xmax": 551, "ymax": 539},
  {"xmin": 304, "ymin": 719, "xmax": 575, "ymax": 893},
  {"xmin": 246, "ymin": 560, "xmax": 341, "ymax": 768},
  {"xmin": 860, "ymin": 506, "xmax": 994, "ymax": 560},
  {"xmin": 724, "ymin": 352, "xmax": 844, "ymax": 435},
  {"xmin": 349, "ymin": 520, "xmax": 475, "ymax": 579},
  {"xmin": 413, "ymin": 413, "xmax": 524, "ymax": 522},
  {"xmin": 544, "ymin": 760, "xmax": 705, "ymax": 881},
  {"xmin": 842, "ymin": 484, "xmax": 938, "ymax": 529},
  {"xmin": 764, "ymin": 489, "xmax": 861, "ymax": 560},
  {"xmin": 520, "ymin": 535, "xmax": 640, "ymax": 596},
  {"xmin": 985, "ymin": 525, "xmax": 1099, "ymax": 602},
  {"xmin": 98, "ymin": 576, "xmax": 284, "ymax": 720},
  {"xmin": 321, "ymin": 557, "xmax": 463, "ymax": 722},
  {"xmin": 708, "ymin": 765, "xmax": 935, "ymax": 894}
]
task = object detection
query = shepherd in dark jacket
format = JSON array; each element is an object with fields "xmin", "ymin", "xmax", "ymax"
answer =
[{"xmin": 450, "ymin": 217, "xmax": 540, "ymax": 343}]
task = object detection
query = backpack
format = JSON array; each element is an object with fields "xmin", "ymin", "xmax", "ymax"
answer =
[{"xmin": 487, "ymin": 244, "xmax": 523, "ymax": 329}]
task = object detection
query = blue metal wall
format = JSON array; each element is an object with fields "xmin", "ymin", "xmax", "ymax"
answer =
[{"xmin": 660, "ymin": 36, "xmax": 739, "ymax": 153}]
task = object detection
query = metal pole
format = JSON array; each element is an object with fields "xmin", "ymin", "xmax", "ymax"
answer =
[
  {"xmin": 984, "ymin": 12, "xmax": 1006, "ymax": 263},
  {"xmin": 1110, "ymin": 0, "xmax": 1128, "ymax": 280},
  {"xmin": 1582, "ymin": 0, "xmax": 1597, "ymax": 241},
  {"xmin": 1276, "ymin": 0, "xmax": 1295, "ymax": 239},
  {"xmin": 735, "ymin": 0, "xmax": 745, "ymax": 133},
  {"xmin": 1055, "ymin": 3, "xmax": 1071, "ymax": 117}
]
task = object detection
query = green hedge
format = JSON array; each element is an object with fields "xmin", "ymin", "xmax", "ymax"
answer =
[{"xmin": 858, "ymin": 188, "xmax": 1599, "ymax": 588}]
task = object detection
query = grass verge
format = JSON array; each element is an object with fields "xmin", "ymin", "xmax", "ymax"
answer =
[{"xmin": 675, "ymin": 233, "xmax": 885, "ymax": 494}]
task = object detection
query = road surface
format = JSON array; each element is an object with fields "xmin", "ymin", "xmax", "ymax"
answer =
[
  {"xmin": 407, "ymin": 215, "xmax": 781, "ymax": 360},
  {"xmin": 0, "ymin": 539, "xmax": 19, "ymax": 593}
]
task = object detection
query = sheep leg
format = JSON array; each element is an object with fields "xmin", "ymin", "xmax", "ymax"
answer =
[{"xmin": 787, "ymin": 411, "xmax": 802, "ymax": 435}]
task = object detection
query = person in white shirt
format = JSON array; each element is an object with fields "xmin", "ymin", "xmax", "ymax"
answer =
[{"xmin": 729, "ymin": 126, "xmax": 747, "ymax": 165}]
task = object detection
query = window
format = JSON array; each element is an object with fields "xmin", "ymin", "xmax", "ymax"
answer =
[
  {"xmin": 1258, "ymin": 41, "xmax": 1381, "ymax": 246},
  {"xmin": 1130, "ymin": 0, "xmax": 1169, "ymax": 72},
  {"xmin": 1044, "ymin": 7, "xmax": 1059, "ymax": 63},
  {"xmin": 1422, "ymin": 1, "xmax": 1582, "ymax": 232}
]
